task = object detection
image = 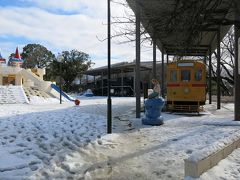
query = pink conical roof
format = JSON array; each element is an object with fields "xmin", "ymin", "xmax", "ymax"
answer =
[{"xmin": 14, "ymin": 47, "xmax": 21, "ymax": 59}]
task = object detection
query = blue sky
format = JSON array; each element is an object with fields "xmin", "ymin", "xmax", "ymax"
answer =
[
  {"xmin": 0, "ymin": 0, "xmax": 90, "ymax": 15},
  {"xmin": 0, "ymin": 0, "xmax": 32, "ymax": 7},
  {"xmin": 0, "ymin": 0, "xmax": 158, "ymax": 67}
]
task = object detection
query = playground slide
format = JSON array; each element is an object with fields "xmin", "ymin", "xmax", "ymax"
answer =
[
  {"xmin": 21, "ymin": 69, "xmax": 74, "ymax": 101},
  {"xmin": 50, "ymin": 84, "xmax": 74, "ymax": 101},
  {"xmin": 21, "ymin": 69, "xmax": 52, "ymax": 91}
]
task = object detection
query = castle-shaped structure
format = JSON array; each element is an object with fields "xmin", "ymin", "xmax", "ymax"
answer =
[
  {"xmin": 0, "ymin": 48, "xmax": 73, "ymax": 103},
  {"xmin": 0, "ymin": 51, "xmax": 6, "ymax": 64}
]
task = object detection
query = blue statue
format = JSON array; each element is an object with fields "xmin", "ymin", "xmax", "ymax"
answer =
[{"xmin": 142, "ymin": 97, "xmax": 165, "ymax": 125}]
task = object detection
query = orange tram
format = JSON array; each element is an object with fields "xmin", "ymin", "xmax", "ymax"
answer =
[{"xmin": 166, "ymin": 60, "xmax": 206, "ymax": 113}]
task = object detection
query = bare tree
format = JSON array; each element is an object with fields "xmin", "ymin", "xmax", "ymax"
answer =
[{"xmin": 210, "ymin": 26, "xmax": 234, "ymax": 96}]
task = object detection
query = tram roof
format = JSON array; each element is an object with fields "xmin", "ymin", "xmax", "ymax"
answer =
[{"xmin": 126, "ymin": 0, "xmax": 239, "ymax": 56}]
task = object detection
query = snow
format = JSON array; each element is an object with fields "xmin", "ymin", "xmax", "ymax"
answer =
[
  {"xmin": 0, "ymin": 97, "xmax": 240, "ymax": 179},
  {"xmin": 0, "ymin": 86, "xmax": 29, "ymax": 104},
  {"xmin": 29, "ymin": 96, "xmax": 59, "ymax": 104},
  {"xmin": 188, "ymin": 134, "xmax": 239, "ymax": 162},
  {"xmin": 200, "ymin": 148, "xmax": 240, "ymax": 180}
]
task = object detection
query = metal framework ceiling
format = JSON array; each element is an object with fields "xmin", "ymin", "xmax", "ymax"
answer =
[{"xmin": 126, "ymin": 0, "xmax": 238, "ymax": 56}]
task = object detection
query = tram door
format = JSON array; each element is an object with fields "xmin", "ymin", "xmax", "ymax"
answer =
[{"xmin": 2, "ymin": 75, "xmax": 16, "ymax": 85}]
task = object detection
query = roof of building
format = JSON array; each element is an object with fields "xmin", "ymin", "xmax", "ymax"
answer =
[
  {"xmin": 8, "ymin": 47, "xmax": 23, "ymax": 65},
  {"xmin": 126, "ymin": 0, "xmax": 238, "ymax": 56},
  {"xmin": 85, "ymin": 61, "xmax": 155, "ymax": 76},
  {"xmin": 0, "ymin": 52, "xmax": 6, "ymax": 63}
]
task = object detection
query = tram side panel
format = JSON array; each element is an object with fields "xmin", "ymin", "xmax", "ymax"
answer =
[{"xmin": 166, "ymin": 61, "xmax": 206, "ymax": 112}]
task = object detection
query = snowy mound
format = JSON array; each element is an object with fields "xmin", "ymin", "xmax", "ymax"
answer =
[{"xmin": 29, "ymin": 96, "xmax": 59, "ymax": 104}]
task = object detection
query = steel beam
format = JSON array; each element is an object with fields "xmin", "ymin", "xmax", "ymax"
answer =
[
  {"xmin": 209, "ymin": 46, "xmax": 212, "ymax": 104},
  {"xmin": 204, "ymin": 56, "xmax": 207, "ymax": 65},
  {"xmin": 166, "ymin": 53, "xmax": 207, "ymax": 57},
  {"xmin": 164, "ymin": 44, "xmax": 210, "ymax": 48},
  {"xmin": 133, "ymin": 67, "xmax": 135, "ymax": 95},
  {"xmin": 121, "ymin": 69, "xmax": 124, "ymax": 97},
  {"xmin": 101, "ymin": 71, "xmax": 103, "ymax": 96},
  {"xmin": 107, "ymin": 0, "xmax": 112, "ymax": 133},
  {"xmin": 135, "ymin": 2, "xmax": 141, "ymax": 118},
  {"xmin": 161, "ymin": 50, "xmax": 165, "ymax": 98},
  {"xmin": 234, "ymin": 4, "xmax": 240, "ymax": 120},
  {"xmin": 153, "ymin": 38, "xmax": 157, "ymax": 79},
  {"xmin": 217, "ymin": 28, "xmax": 221, "ymax": 109}
]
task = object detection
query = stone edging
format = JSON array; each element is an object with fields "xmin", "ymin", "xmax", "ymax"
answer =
[{"xmin": 184, "ymin": 138, "xmax": 240, "ymax": 178}]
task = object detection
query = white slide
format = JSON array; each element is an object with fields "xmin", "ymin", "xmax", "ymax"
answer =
[
  {"xmin": 21, "ymin": 69, "xmax": 52, "ymax": 91},
  {"xmin": 21, "ymin": 69, "xmax": 71, "ymax": 101}
]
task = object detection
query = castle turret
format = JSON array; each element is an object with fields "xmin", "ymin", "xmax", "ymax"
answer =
[
  {"xmin": 0, "ymin": 51, "xmax": 6, "ymax": 64},
  {"xmin": 8, "ymin": 47, "xmax": 24, "ymax": 66}
]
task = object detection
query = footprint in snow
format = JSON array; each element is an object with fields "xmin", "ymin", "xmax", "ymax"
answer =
[
  {"xmin": 66, "ymin": 136, "xmax": 71, "ymax": 141},
  {"xmin": 30, "ymin": 165, "xmax": 38, "ymax": 171},
  {"xmin": 53, "ymin": 132, "xmax": 58, "ymax": 138},
  {"xmin": 1, "ymin": 142, "xmax": 6, "ymax": 145},
  {"xmin": 9, "ymin": 139, "xmax": 15, "ymax": 143},
  {"xmin": 40, "ymin": 135, "xmax": 48, "ymax": 140},
  {"xmin": 152, "ymin": 171, "xmax": 161, "ymax": 176},
  {"xmin": 41, "ymin": 171, "xmax": 50, "ymax": 179},
  {"xmin": 10, "ymin": 149, "xmax": 24, "ymax": 154},
  {"xmin": 10, "ymin": 134, "xmax": 16, "ymax": 138},
  {"xmin": 17, "ymin": 143, "xmax": 27, "ymax": 147},
  {"xmin": 186, "ymin": 149, "xmax": 193, "ymax": 154}
]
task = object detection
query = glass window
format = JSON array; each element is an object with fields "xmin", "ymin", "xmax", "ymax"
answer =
[
  {"xmin": 195, "ymin": 70, "xmax": 202, "ymax": 81},
  {"xmin": 181, "ymin": 70, "xmax": 190, "ymax": 81},
  {"xmin": 170, "ymin": 70, "xmax": 177, "ymax": 82}
]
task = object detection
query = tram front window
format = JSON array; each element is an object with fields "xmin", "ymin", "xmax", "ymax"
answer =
[
  {"xmin": 170, "ymin": 70, "xmax": 177, "ymax": 82},
  {"xmin": 195, "ymin": 70, "xmax": 202, "ymax": 81},
  {"xmin": 181, "ymin": 70, "xmax": 190, "ymax": 82}
]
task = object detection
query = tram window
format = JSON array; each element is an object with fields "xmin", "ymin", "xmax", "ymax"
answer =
[
  {"xmin": 181, "ymin": 70, "xmax": 190, "ymax": 81},
  {"xmin": 170, "ymin": 70, "xmax": 177, "ymax": 82},
  {"xmin": 195, "ymin": 70, "xmax": 202, "ymax": 81}
]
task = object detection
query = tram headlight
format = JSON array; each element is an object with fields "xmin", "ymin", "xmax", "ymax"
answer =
[{"xmin": 184, "ymin": 88, "xmax": 189, "ymax": 94}]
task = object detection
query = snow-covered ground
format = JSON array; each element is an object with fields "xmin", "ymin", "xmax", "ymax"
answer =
[{"xmin": 0, "ymin": 96, "xmax": 240, "ymax": 179}]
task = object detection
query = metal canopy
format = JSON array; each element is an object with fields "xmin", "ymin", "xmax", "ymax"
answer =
[
  {"xmin": 126, "ymin": 0, "xmax": 237, "ymax": 56},
  {"xmin": 85, "ymin": 62, "xmax": 151, "ymax": 76}
]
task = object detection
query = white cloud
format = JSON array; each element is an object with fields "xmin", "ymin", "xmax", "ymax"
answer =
[
  {"xmin": 23, "ymin": 0, "xmax": 107, "ymax": 18},
  {"xmin": 0, "ymin": 7, "xmax": 105, "ymax": 56},
  {"xmin": 0, "ymin": 0, "xmax": 158, "ymax": 67}
]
